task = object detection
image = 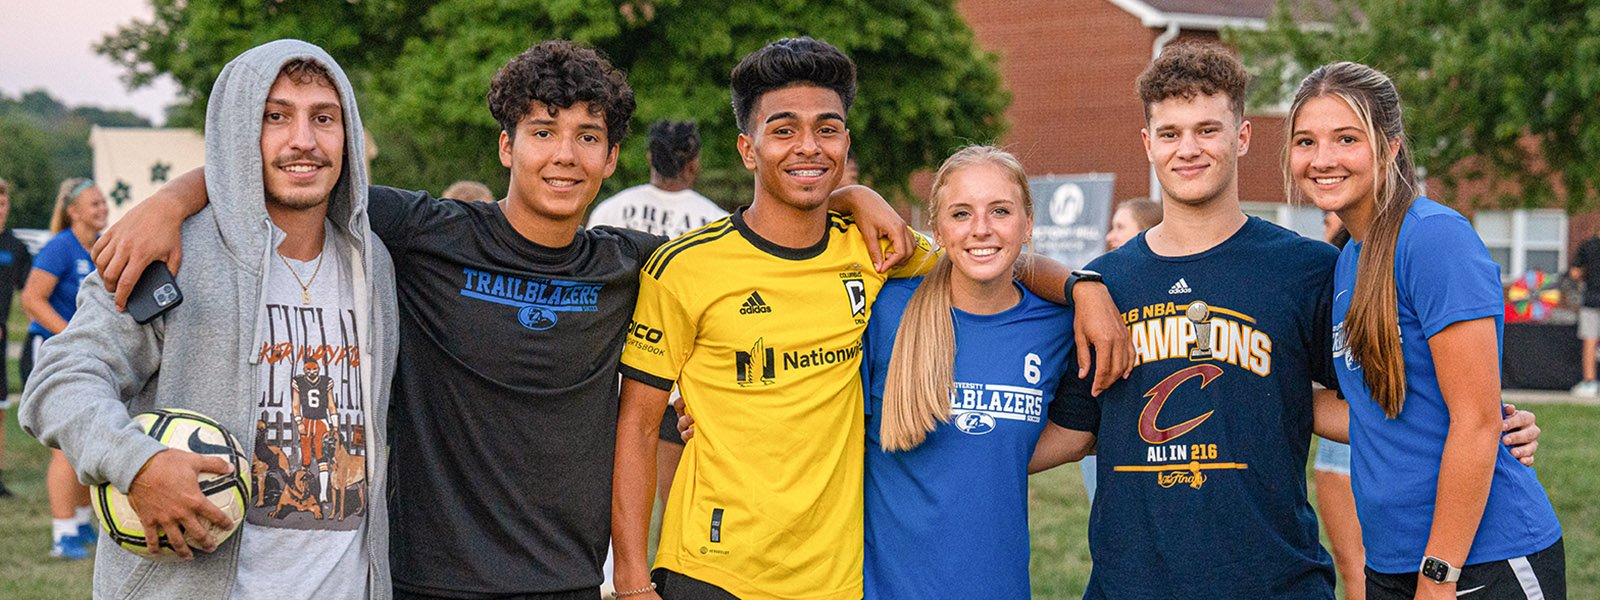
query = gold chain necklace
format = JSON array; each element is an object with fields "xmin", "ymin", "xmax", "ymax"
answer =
[{"xmin": 277, "ymin": 250, "xmax": 325, "ymax": 305}]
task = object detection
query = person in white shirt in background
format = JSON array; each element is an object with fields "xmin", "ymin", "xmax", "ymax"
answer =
[
  {"xmin": 587, "ymin": 119, "xmax": 726, "ymax": 596},
  {"xmin": 587, "ymin": 120, "xmax": 726, "ymax": 237}
]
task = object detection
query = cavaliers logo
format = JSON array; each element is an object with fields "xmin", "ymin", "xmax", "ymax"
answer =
[
  {"xmin": 1138, "ymin": 364, "xmax": 1222, "ymax": 444},
  {"xmin": 1115, "ymin": 364, "xmax": 1249, "ymax": 489}
]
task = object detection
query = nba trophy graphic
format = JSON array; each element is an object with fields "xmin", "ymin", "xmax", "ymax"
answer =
[{"xmin": 1187, "ymin": 301, "xmax": 1214, "ymax": 360}]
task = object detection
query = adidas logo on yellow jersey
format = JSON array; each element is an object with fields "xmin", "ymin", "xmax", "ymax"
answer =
[{"xmin": 739, "ymin": 291, "xmax": 773, "ymax": 315}]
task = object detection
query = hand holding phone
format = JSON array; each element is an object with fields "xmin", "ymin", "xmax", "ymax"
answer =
[{"xmin": 127, "ymin": 261, "xmax": 183, "ymax": 324}]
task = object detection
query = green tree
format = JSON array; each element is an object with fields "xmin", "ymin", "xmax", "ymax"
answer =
[
  {"xmin": 97, "ymin": 0, "xmax": 434, "ymax": 128},
  {"xmin": 1229, "ymin": 0, "xmax": 1600, "ymax": 211},
  {"xmin": 0, "ymin": 118, "xmax": 61, "ymax": 229},
  {"xmin": 98, "ymin": 0, "xmax": 1007, "ymax": 204},
  {"xmin": 0, "ymin": 91, "xmax": 151, "ymax": 228}
]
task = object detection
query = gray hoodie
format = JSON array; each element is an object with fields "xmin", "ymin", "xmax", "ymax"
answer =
[{"xmin": 19, "ymin": 40, "xmax": 397, "ymax": 600}]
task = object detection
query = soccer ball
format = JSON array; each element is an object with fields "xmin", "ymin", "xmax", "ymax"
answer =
[{"xmin": 91, "ymin": 409, "xmax": 251, "ymax": 560}]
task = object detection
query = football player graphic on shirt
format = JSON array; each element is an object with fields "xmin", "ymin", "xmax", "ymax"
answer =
[{"xmin": 292, "ymin": 357, "xmax": 337, "ymax": 510}]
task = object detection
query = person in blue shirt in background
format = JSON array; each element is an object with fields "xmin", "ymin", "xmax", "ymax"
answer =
[
  {"xmin": 1289, "ymin": 61, "xmax": 1564, "ymax": 600},
  {"xmin": 862, "ymin": 145, "xmax": 1097, "ymax": 599},
  {"xmin": 19, "ymin": 177, "xmax": 108, "ymax": 559}
]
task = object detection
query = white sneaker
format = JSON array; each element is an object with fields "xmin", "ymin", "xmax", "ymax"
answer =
[{"xmin": 1571, "ymin": 380, "xmax": 1598, "ymax": 397}]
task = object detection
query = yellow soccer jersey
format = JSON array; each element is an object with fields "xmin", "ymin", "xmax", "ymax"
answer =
[{"xmin": 620, "ymin": 208, "xmax": 936, "ymax": 600}]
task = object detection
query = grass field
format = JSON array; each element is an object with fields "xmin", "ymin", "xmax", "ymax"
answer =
[
  {"xmin": 1027, "ymin": 404, "xmax": 1600, "ymax": 598},
  {"xmin": 0, "ymin": 285, "xmax": 1592, "ymax": 599},
  {"xmin": 4, "ymin": 404, "xmax": 1594, "ymax": 598}
]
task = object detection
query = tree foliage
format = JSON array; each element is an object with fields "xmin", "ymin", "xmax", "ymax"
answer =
[
  {"xmin": 1229, "ymin": 0, "xmax": 1600, "ymax": 211},
  {"xmin": 0, "ymin": 91, "xmax": 151, "ymax": 229},
  {"xmin": 98, "ymin": 0, "xmax": 1008, "ymax": 204}
]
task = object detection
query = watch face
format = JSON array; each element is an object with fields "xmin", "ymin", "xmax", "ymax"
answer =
[{"xmin": 1421, "ymin": 558, "xmax": 1449, "ymax": 582}]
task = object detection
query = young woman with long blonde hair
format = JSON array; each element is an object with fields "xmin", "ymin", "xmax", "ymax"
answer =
[
  {"xmin": 1288, "ymin": 62, "xmax": 1564, "ymax": 600},
  {"xmin": 861, "ymin": 145, "xmax": 1095, "ymax": 598}
]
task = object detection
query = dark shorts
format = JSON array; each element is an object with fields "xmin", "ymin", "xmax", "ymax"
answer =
[
  {"xmin": 658, "ymin": 406, "xmax": 684, "ymax": 445},
  {"xmin": 652, "ymin": 568, "xmax": 738, "ymax": 600},
  {"xmin": 394, "ymin": 587, "xmax": 599, "ymax": 600},
  {"xmin": 1366, "ymin": 538, "xmax": 1565, "ymax": 600}
]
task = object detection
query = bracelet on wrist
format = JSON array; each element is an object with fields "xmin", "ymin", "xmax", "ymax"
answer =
[{"xmin": 611, "ymin": 582, "xmax": 657, "ymax": 598}]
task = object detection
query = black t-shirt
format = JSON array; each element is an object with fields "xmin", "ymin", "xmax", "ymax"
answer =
[
  {"xmin": 0, "ymin": 229, "xmax": 33, "ymax": 324},
  {"xmin": 368, "ymin": 186, "xmax": 665, "ymax": 596},
  {"xmin": 1574, "ymin": 237, "xmax": 1600, "ymax": 307}
]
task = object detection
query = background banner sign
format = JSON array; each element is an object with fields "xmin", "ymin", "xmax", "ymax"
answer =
[
  {"xmin": 1029, "ymin": 173, "xmax": 1114, "ymax": 269},
  {"xmin": 90, "ymin": 126, "xmax": 205, "ymax": 226}
]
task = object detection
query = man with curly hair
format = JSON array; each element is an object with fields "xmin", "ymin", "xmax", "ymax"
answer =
[{"xmin": 96, "ymin": 39, "xmax": 915, "ymax": 598}]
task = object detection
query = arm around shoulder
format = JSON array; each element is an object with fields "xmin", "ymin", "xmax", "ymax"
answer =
[{"xmin": 18, "ymin": 273, "xmax": 170, "ymax": 492}]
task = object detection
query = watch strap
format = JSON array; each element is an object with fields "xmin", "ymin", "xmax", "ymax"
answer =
[
  {"xmin": 1063, "ymin": 270, "xmax": 1103, "ymax": 311},
  {"xmin": 1420, "ymin": 556, "xmax": 1462, "ymax": 583}
]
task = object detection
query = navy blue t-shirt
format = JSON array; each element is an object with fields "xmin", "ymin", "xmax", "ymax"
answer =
[
  {"xmin": 1333, "ymin": 198, "xmax": 1561, "ymax": 573},
  {"xmin": 1051, "ymin": 217, "xmax": 1337, "ymax": 599},
  {"xmin": 862, "ymin": 277, "xmax": 1074, "ymax": 599}
]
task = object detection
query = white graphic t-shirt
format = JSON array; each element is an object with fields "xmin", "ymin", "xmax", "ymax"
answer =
[
  {"xmin": 234, "ymin": 225, "xmax": 368, "ymax": 599},
  {"xmin": 586, "ymin": 184, "xmax": 727, "ymax": 238}
]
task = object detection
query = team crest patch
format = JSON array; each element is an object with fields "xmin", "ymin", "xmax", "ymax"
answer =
[
  {"xmin": 518, "ymin": 306, "xmax": 557, "ymax": 330},
  {"xmin": 953, "ymin": 411, "xmax": 996, "ymax": 435},
  {"xmin": 842, "ymin": 276, "xmax": 866, "ymax": 321}
]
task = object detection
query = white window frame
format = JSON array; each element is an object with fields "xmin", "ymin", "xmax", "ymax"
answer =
[
  {"xmin": 1473, "ymin": 208, "xmax": 1567, "ymax": 280},
  {"xmin": 1239, "ymin": 201, "xmax": 1326, "ymax": 241}
]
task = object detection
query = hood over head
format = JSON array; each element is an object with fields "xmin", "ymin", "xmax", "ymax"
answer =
[{"xmin": 204, "ymin": 39, "xmax": 369, "ymax": 260}]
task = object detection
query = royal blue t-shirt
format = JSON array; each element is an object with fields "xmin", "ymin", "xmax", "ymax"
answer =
[
  {"xmin": 862, "ymin": 277, "xmax": 1074, "ymax": 600},
  {"xmin": 27, "ymin": 230, "xmax": 94, "ymax": 338},
  {"xmin": 1332, "ymin": 197, "xmax": 1561, "ymax": 573},
  {"xmin": 1052, "ymin": 217, "xmax": 1337, "ymax": 599}
]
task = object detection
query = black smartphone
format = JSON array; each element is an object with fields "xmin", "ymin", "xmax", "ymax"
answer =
[{"xmin": 126, "ymin": 261, "xmax": 183, "ymax": 324}]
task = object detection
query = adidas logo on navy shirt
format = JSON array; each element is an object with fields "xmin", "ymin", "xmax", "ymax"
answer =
[
  {"xmin": 1168, "ymin": 278, "xmax": 1192, "ymax": 295},
  {"xmin": 739, "ymin": 291, "xmax": 773, "ymax": 315}
]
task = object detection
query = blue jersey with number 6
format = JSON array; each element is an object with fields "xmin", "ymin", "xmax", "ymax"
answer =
[{"xmin": 862, "ymin": 277, "xmax": 1074, "ymax": 599}]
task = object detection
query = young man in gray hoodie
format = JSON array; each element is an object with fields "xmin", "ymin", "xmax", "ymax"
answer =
[{"xmin": 19, "ymin": 40, "xmax": 399, "ymax": 599}]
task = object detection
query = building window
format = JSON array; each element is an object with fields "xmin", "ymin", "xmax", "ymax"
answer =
[
  {"xmin": 1474, "ymin": 209, "xmax": 1567, "ymax": 279},
  {"xmin": 1240, "ymin": 202, "xmax": 1329, "ymax": 242}
]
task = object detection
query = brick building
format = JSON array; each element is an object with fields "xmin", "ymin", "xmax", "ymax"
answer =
[{"xmin": 956, "ymin": 0, "xmax": 1584, "ymax": 278}]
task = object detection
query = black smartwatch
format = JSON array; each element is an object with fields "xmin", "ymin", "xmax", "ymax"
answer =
[
  {"xmin": 1419, "ymin": 556, "xmax": 1460, "ymax": 583},
  {"xmin": 1063, "ymin": 270, "xmax": 1104, "ymax": 311}
]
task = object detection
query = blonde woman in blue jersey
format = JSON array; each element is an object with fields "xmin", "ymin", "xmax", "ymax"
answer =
[
  {"xmin": 1289, "ymin": 62, "xmax": 1563, "ymax": 600},
  {"xmin": 672, "ymin": 146, "xmax": 1101, "ymax": 598},
  {"xmin": 862, "ymin": 146, "xmax": 1097, "ymax": 599}
]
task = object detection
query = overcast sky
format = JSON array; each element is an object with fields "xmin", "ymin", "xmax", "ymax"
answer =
[{"xmin": 1, "ymin": 0, "xmax": 181, "ymax": 125}]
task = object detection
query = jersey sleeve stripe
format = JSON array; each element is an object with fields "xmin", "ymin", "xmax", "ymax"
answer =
[
  {"xmin": 619, "ymin": 364, "xmax": 675, "ymax": 391},
  {"xmin": 647, "ymin": 227, "xmax": 738, "ymax": 280},
  {"xmin": 643, "ymin": 222, "xmax": 731, "ymax": 275}
]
